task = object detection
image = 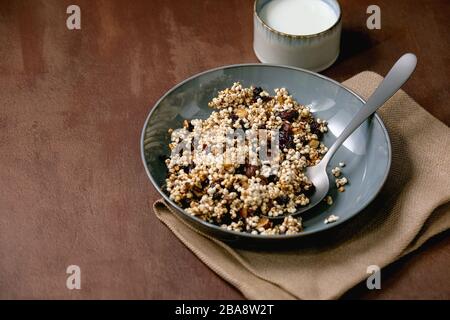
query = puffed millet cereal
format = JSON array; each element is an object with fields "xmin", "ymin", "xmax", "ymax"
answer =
[
  {"xmin": 324, "ymin": 214, "xmax": 339, "ymax": 224},
  {"xmin": 331, "ymin": 166, "xmax": 341, "ymax": 177}
]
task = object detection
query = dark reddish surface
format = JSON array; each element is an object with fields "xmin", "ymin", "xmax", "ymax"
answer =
[{"xmin": 0, "ymin": 0, "xmax": 448, "ymax": 299}]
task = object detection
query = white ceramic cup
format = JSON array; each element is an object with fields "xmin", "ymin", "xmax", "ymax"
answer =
[{"xmin": 253, "ymin": 0, "xmax": 342, "ymax": 72}]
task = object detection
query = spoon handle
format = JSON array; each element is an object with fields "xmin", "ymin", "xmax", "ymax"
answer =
[{"xmin": 322, "ymin": 53, "xmax": 417, "ymax": 165}]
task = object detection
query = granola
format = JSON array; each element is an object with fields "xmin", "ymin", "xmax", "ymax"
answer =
[{"xmin": 165, "ymin": 83, "xmax": 330, "ymax": 235}]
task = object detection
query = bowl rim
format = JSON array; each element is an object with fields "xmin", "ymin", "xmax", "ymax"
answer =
[{"xmin": 140, "ymin": 63, "xmax": 392, "ymax": 240}]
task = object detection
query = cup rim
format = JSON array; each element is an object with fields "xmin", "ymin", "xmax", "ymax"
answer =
[{"xmin": 254, "ymin": 0, "xmax": 342, "ymax": 39}]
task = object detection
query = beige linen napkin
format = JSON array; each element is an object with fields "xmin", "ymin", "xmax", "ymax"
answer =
[{"xmin": 152, "ymin": 71, "xmax": 450, "ymax": 300}]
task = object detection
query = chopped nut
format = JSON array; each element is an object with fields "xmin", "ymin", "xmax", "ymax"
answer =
[
  {"xmin": 309, "ymin": 139, "xmax": 320, "ymax": 148},
  {"xmin": 235, "ymin": 108, "xmax": 248, "ymax": 118},
  {"xmin": 256, "ymin": 217, "xmax": 270, "ymax": 229},
  {"xmin": 239, "ymin": 207, "xmax": 248, "ymax": 218},
  {"xmin": 223, "ymin": 163, "xmax": 233, "ymax": 171}
]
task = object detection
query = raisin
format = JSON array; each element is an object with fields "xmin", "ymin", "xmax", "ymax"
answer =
[
  {"xmin": 179, "ymin": 198, "xmax": 191, "ymax": 208},
  {"xmin": 252, "ymin": 207, "xmax": 262, "ymax": 216},
  {"xmin": 229, "ymin": 185, "xmax": 238, "ymax": 194},
  {"xmin": 275, "ymin": 195, "xmax": 290, "ymax": 206},
  {"xmin": 281, "ymin": 122, "xmax": 292, "ymax": 133},
  {"xmin": 279, "ymin": 135, "xmax": 288, "ymax": 148},
  {"xmin": 258, "ymin": 175, "xmax": 268, "ymax": 185},
  {"xmin": 279, "ymin": 122, "xmax": 294, "ymax": 150},
  {"xmin": 252, "ymin": 86, "xmax": 272, "ymax": 102},
  {"xmin": 191, "ymin": 186, "xmax": 203, "ymax": 199},
  {"xmin": 180, "ymin": 164, "xmax": 193, "ymax": 174},
  {"xmin": 278, "ymin": 110, "xmax": 299, "ymax": 122},
  {"xmin": 201, "ymin": 177, "xmax": 210, "ymax": 188},
  {"xmin": 310, "ymin": 121, "xmax": 323, "ymax": 139},
  {"xmin": 303, "ymin": 184, "xmax": 316, "ymax": 198},
  {"xmin": 230, "ymin": 113, "xmax": 239, "ymax": 123},
  {"xmin": 253, "ymin": 86, "xmax": 263, "ymax": 98},
  {"xmin": 245, "ymin": 164, "xmax": 259, "ymax": 178},
  {"xmin": 235, "ymin": 164, "xmax": 246, "ymax": 175},
  {"xmin": 220, "ymin": 209, "xmax": 232, "ymax": 225}
]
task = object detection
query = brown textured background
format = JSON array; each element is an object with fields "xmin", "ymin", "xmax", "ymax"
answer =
[{"xmin": 0, "ymin": 0, "xmax": 449, "ymax": 299}]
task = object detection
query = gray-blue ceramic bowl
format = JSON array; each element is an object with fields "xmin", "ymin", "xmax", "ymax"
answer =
[{"xmin": 141, "ymin": 64, "xmax": 391, "ymax": 244}]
